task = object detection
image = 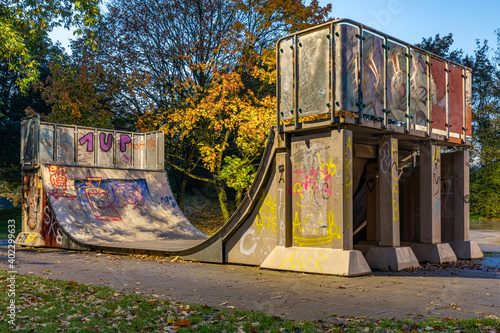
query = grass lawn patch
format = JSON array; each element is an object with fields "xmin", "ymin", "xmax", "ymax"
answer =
[{"xmin": 1, "ymin": 270, "xmax": 498, "ymax": 332}]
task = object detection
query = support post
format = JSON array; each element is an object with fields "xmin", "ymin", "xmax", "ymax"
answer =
[
  {"xmin": 378, "ymin": 138, "xmax": 400, "ymax": 247},
  {"xmin": 449, "ymin": 150, "xmax": 483, "ymax": 259},
  {"xmin": 419, "ymin": 144, "xmax": 441, "ymax": 244}
]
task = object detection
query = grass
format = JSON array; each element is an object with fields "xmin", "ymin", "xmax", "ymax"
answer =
[
  {"xmin": 0, "ymin": 206, "xmax": 22, "ymax": 239},
  {"xmin": 1, "ymin": 270, "xmax": 499, "ymax": 332}
]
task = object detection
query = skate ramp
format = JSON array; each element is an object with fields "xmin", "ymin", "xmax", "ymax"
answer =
[{"xmin": 41, "ymin": 165, "xmax": 210, "ymax": 251}]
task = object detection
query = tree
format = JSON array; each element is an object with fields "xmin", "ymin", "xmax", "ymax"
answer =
[
  {"xmin": 0, "ymin": 0, "xmax": 102, "ymax": 205},
  {"xmin": 78, "ymin": 0, "xmax": 332, "ymax": 218},
  {"xmin": 0, "ymin": 0, "xmax": 102, "ymax": 92}
]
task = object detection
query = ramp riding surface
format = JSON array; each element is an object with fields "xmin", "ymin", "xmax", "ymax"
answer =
[{"xmin": 41, "ymin": 165, "xmax": 210, "ymax": 251}]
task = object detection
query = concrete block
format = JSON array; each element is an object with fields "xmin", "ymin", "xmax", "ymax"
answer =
[
  {"xmin": 448, "ymin": 240, "xmax": 483, "ymax": 259},
  {"xmin": 260, "ymin": 246, "xmax": 371, "ymax": 277},
  {"xmin": 364, "ymin": 246, "xmax": 420, "ymax": 271},
  {"xmin": 410, "ymin": 243, "xmax": 457, "ymax": 264}
]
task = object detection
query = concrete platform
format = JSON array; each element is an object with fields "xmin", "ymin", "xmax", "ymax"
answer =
[
  {"xmin": 364, "ymin": 246, "xmax": 420, "ymax": 271},
  {"xmin": 260, "ymin": 246, "xmax": 371, "ymax": 277},
  {"xmin": 410, "ymin": 242, "xmax": 457, "ymax": 264},
  {"xmin": 448, "ymin": 240, "xmax": 483, "ymax": 259}
]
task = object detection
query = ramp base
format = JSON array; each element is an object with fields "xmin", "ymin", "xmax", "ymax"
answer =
[
  {"xmin": 260, "ymin": 246, "xmax": 371, "ymax": 276},
  {"xmin": 365, "ymin": 246, "xmax": 420, "ymax": 271},
  {"xmin": 448, "ymin": 240, "xmax": 483, "ymax": 259},
  {"xmin": 15, "ymin": 232, "xmax": 45, "ymax": 247},
  {"xmin": 410, "ymin": 243, "xmax": 457, "ymax": 264}
]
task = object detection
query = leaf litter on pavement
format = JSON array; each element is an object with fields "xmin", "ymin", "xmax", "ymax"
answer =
[{"xmin": 1, "ymin": 270, "xmax": 499, "ymax": 332}]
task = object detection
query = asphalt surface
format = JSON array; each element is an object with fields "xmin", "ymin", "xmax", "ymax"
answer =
[{"xmin": 1, "ymin": 231, "xmax": 499, "ymax": 322}]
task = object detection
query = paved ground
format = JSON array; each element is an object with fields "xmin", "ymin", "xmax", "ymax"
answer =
[{"xmin": 2, "ymin": 231, "xmax": 499, "ymax": 322}]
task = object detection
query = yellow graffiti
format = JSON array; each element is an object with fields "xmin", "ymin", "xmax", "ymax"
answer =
[
  {"xmin": 255, "ymin": 194, "xmax": 277, "ymax": 233},
  {"xmin": 293, "ymin": 210, "xmax": 341, "ymax": 246},
  {"xmin": 344, "ymin": 135, "xmax": 353, "ymax": 229},
  {"xmin": 26, "ymin": 233, "xmax": 37, "ymax": 243},
  {"xmin": 280, "ymin": 252, "xmax": 329, "ymax": 272},
  {"xmin": 391, "ymin": 141, "xmax": 400, "ymax": 222}
]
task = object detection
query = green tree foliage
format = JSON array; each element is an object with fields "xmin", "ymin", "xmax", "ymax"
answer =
[{"xmin": 0, "ymin": 0, "xmax": 102, "ymax": 205}]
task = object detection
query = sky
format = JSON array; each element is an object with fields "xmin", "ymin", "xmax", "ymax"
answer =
[
  {"xmin": 50, "ymin": 0, "xmax": 499, "ymax": 58},
  {"xmin": 323, "ymin": 0, "xmax": 499, "ymax": 57}
]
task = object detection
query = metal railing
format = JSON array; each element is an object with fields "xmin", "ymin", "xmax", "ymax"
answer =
[
  {"xmin": 20, "ymin": 115, "xmax": 165, "ymax": 170},
  {"xmin": 276, "ymin": 19, "xmax": 472, "ymax": 143}
]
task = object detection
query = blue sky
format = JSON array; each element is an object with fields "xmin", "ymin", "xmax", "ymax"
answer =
[
  {"xmin": 323, "ymin": 0, "xmax": 499, "ymax": 57},
  {"xmin": 50, "ymin": 0, "xmax": 499, "ymax": 58}
]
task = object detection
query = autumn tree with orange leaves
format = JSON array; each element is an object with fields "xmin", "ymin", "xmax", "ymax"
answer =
[{"xmin": 45, "ymin": 0, "xmax": 332, "ymax": 219}]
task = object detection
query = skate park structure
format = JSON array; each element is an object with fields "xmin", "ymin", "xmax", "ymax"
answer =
[{"xmin": 16, "ymin": 19, "xmax": 483, "ymax": 276}]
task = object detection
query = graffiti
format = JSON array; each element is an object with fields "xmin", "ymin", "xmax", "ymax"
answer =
[
  {"xmin": 280, "ymin": 251, "xmax": 329, "ymax": 272},
  {"xmin": 379, "ymin": 141, "xmax": 391, "ymax": 174},
  {"xmin": 23, "ymin": 174, "xmax": 39, "ymax": 230},
  {"xmin": 78, "ymin": 131, "xmax": 94, "ymax": 165},
  {"xmin": 40, "ymin": 128, "xmax": 54, "ymax": 161},
  {"xmin": 239, "ymin": 226, "xmax": 277, "ymax": 262},
  {"xmin": 239, "ymin": 193, "xmax": 279, "ymax": 261},
  {"xmin": 432, "ymin": 147, "xmax": 441, "ymax": 221},
  {"xmin": 47, "ymin": 165, "xmax": 77, "ymax": 200},
  {"xmin": 41, "ymin": 195, "xmax": 63, "ymax": 247},
  {"xmin": 160, "ymin": 195, "xmax": 177, "ymax": 208},
  {"xmin": 277, "ymin": 188, "xmax": 286, "ymax": 246},
  {"xmin": 344, "ymin": 136, "xmax": 352, "ymax": 229},
  {"xmin": 56, "ymin": 130, "xmax": 73, "ymax": 160},
  {"xmin": 73, "ymin": 178, "xmax": 150, "ymax": 222},
  {"xmin": 255, "ymin": 194, "xmax": 277, "ymax": 233},
  {"xmin": 118, "ymin": 135, "xmax": 132, "ymax": 152},
  {"xmin": 147, "ymin": 138, "xmax": 156, "ymax": 152},
  {"xmin": 113, "ymin": 183, "xmax": 145, "ymax": 207},
  {"xmin": 122, "ymin": 154, "xmax": 132, "ymax": 165},
  {"xmin": 100, "ymin": 133, "xmax": 113, "ymax": 152},
  {"xmin": 16, "ymin": 232, "xmax": 38, "ymax": 245},
  {"xmin": 79, "ymin": 132, "xmax": 94, "ymax": 152},
  {"xmin": 293, "ymin": 210, "xmax": 341, "ymax": 246},
  {"xmin": 391, "ymin": 141, "xmax": 399, "ymax": 221},
  {"xmin": 290, "ymin": 150, "xmax": 337, "ymax": 208}
]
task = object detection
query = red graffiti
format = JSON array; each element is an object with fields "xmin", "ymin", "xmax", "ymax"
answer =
[
  {"xmin": 84, "ymin": 177, "xmax": 122, "ymax": 222},
  {"xmin": 48, "ymin": 165, "xmax": 77, "ymax": 200}
]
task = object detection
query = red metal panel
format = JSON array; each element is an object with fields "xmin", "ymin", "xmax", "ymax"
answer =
[
  {"xmin": 430, "ymin": 58, "xmax": 447, "ymax": 131},
  {"xmin": 466, "ymin": 70, "xmax": 472, "ymax": 137},
  {"xmin": 449, "ymin": 65, "xmax": 464, "ymax": 136}
]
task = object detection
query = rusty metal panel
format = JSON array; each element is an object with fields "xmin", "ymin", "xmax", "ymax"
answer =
[
  {"xmin": 466, "ymin": 70, "xmax": 472, "ymax": 137},
  {"xmin": 55, "ymin": 126, "xmax": 75, "ymax": 164},
  {"xmin": 39, "ymin": 123, "xmax": 55, "ymax": 164},
  {"xmin": 77, "ymin": 129, "xmax": 95, "ymax": 166},
  {"xmin": 386, "ymin": 41, "xmax": 407, "ymax": 124},
  {"xmin": 279, "ymin": 38, "xmax": 294, "ymax": 120},
  {"xmin": 410, "ymin": 49, "xmax": 428, "ymax": 126},
  {"xmin": 335, "ymin": 24, "xmax": 359, "ymax": 113},
  {"xmin": 21, "ymin": 117, "xmax": 39, "ymax": 169},
  {"xmin": 449, "ymin": 65, "xmax": 464, "ymax": 138},
  {"xmin": 430, "ymin": 58, "xmax": 447, "ymax": 132},
  {"xmin": 298, "ymin": 28, "xmax": 330, "ymax": 117},
  {"xmin": 361, "ymin": 31, "xmax": 385, "ymax": 119},
  {"xmin": 97, "ymin": 131, "xmax": 114, "ymax": 167}
]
